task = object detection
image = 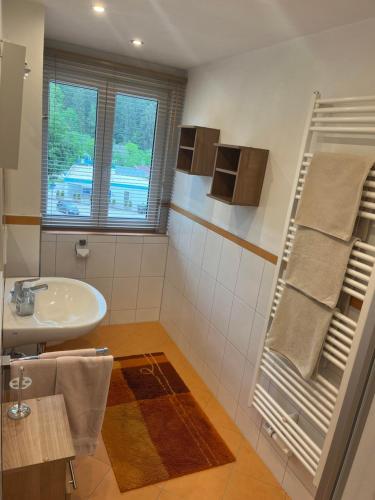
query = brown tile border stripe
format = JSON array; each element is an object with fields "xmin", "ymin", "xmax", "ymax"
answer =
[
  {"xmin": 169, "ymin": 202, "xmax": 278, "ymax": 265},
  {"xmin": 4, "ymin": 215, "xmax": 41, "ymax": 225},
  {"xmin": 169, "ymin": 203, "xmax": 362, "ymax": 310}
]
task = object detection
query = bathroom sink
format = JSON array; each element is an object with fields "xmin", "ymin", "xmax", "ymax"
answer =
[{"xmin": 3, "ymin": 277, "xmax": 107, "ymax": 348}]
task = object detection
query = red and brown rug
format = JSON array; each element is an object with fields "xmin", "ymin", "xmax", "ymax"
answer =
[{"xmin": 101, "ymin": 352, "xmax": 235, "ymax": 492}]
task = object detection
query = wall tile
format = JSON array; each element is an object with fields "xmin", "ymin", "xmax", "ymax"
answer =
[
  {"xmin": 183, "ymin": 260, "xmax": 201, "ymax": 305},
  {"xmin": 205, "ymin": 323, "xmax": 226, "ymax": 377},
  {"xmin": 217, "ymin": 384, "xmax": 237, "ymax": 419},
  {"xmin": 235, "ymin": 406, "xmax": 260, "ymax": 449},
  {"xmin": 238, "ymin": 359, "xmax": 262, "ymax": 426},
  {"xmin": 211, "ymin": 282, "xmax": 233, "ymax": 336},
  {"xmin": 143, "ymin": 235, "xmax": 168, "ymax": 244},
  {"xmin": 41, "ymin": 232, "xmax": 56, "ymax": 242},
  {"xmin": 135, "ymin": 308, "xmax": 160, "ymax": 322},
  {"xmin": 282, "ymin": 468, "xmax": 315, "ymax": 500},
  {"xmin": 191, "ymin": 309, "xmax": 209, "ymax": 355},
  {"xmin": 247, "ymin": 312, "xmax": 266, "ymax": 365},
  {"xmin": 177, "ymin": 217, "xmax": 193, "ymax": 255},
  {"xmin": 111, "ymin": 277, "xmax": 139, "ymax": 310},
  {"xmin": 202, "ymin": 364, "xmax": 220, "ymax": 396},
  {"xmin": 56, "ymin": 233, "xmax": 86, "ymax": 243},
  {"xmin": 196, "ymin": 270, "xmax": 215, "ymax": 319},
  {"xmin": 86, "ymin": 242, "xmax": 116, "ymax": 278},
  {"xmin": 85, "ymin": 277, "xmax": 113, "ymax": 308},
  {"xmin": 55, "ymin": 242, "xmax": 85, "ymax": 279},
  {"xmin": 116, "ymin": 235, "xmax": 143, "ymax": 244},
  {"xmin": 256, "ymin": 431, "xmax": 288, "ymax": 484},
  {"xmin": 228, "ymin": 296, "xmax": 255, "ymax": 355},
  {"xmin": 202, "ymin": 229, "xmax": 223, "ymax": 279},
  {"xmin": 165, "ymin": 245, "xmax": 186, "ymax": 291},
  {"xmin": 6, "ymin": 225, "xmax": 41, "ymax": 277},
  {"xmin": 217, "ymin": 239, "xmax": 242, "ymax": 292},
  {"xmin": 257, "ymin": 261, "xmax": 275, "ymax": 316},
  {"xmin": 189, "ymin": 222, "xmax": 207, "ymax": 266},
  {"xmin": 140, "ymin": 243, "xmax": 167, "ymax": 277},
  {"xmin": 220, "ymin": 341, "xmax": 246, "ymax": 398},
  {"xmin": 235, "ymin": 249, "xmax": 265, "ymax": 308},
  {"xmin": 110, "ymin": 309, "xmax": 136, "ymax": 325},
  {"xmin": 40, "ymin": 241, "xmax": 56, "ymax": 276},
  {"xmin": 114, "ymin": 243, "xmax": 142, "ymax": 277},
  {"xmin": 87, "ymin": 234, "xmax": 116, "ymax": 243},
  {"xmin": 137, "ymin": 276, "xmax": 164, "ymax": 309}
]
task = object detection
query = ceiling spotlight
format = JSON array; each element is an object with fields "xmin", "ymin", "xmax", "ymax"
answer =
[
  {"xmin": 93, "ymin": 4, "xmax": 105, "ymax": 13},
  {"xmin": 130, "ymin": 39, "xmax": 144, "ymax": 47}
]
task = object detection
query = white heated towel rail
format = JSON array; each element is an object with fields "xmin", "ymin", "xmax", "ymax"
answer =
[{"xmin": 250, "ymin": 92, "xmax": 375, "ymax": 485}]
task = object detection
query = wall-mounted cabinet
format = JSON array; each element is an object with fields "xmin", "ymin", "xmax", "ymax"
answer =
[
  {"xmin": 176, "ymin": 125, "xmax": 220, "ymax": 176},
  {"xmin": 208, "ymin": 144, "xmax": 269, "ymax": 206}
]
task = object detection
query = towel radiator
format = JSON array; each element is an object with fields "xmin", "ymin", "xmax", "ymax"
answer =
[{"xmin": 250, "ymin": 92, "xmax": 375, "ymax": 486}]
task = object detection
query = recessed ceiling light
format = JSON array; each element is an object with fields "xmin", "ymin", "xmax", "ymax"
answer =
[
  {"xmin": 130, "ymin": 39, "xmax": 144, "ymax": 47},
  {"xmin": 93, "ymin": 4, "xmax": 105, "ymax": 13}
]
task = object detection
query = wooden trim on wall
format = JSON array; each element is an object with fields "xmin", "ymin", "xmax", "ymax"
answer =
[
  {"xmin": 4, "ymin": 215, "xmax": 41, "ymax": 225},
  {"xmin": 169, "ymin": 202, "xmax": 278, "ymax": 265}
]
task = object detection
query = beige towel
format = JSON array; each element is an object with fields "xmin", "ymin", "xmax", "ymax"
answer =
[
  {"xmin": 295, "ymin": 152, "xmax": 375, "ymax": 241},
  {"xmin": 266, "ymin": 286, "xmax": 333, "ymax": 380},
  {"xmin": 285, "ymin": 226, "xmax": 357, "ymax": 308},
  {"xmin": 55, "ymin": 355, "xmax": 113, "ymax": 456},
  {"xmin": 10, "ymin": 359, "xmax": 56, "ymax": 400},
  {"xmin": 40, "ymin": 348, "xmax": 97, "ymax": 359}
]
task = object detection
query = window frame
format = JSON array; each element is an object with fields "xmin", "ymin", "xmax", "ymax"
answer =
[{"xmin": 41, "ymin": 66, "xmax": 173, "ymax": 232}]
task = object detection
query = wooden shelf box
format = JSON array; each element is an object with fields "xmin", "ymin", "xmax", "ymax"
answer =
[
  {"xmin": 208, "ymin": 144, "xmax": 269, "ymax": 206},
  {"xmin": 176, "ymin": 125, "xmax": 220, "ymax": 176}
]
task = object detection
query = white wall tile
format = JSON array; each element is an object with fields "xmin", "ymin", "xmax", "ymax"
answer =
[
  {"xmin": 217, "ymin": 384, "xmax": 237, "ymax": 419},
  {"xmin": 143, "ymin": 235, "xmax": 168, "ymax": 244},
  {"xmin": 177, "ymin": 217, "xmax": 193, "ymax": 255},
  {"xmin": 256, "ymin": 431, "xmax": 287, "ymax": 484},
  {"xmin": 238, "ymin": 359, "xmax": 262, "ymax": 426},
  {"xmin": 220, "ymin": 341, "xmax": 246, "ymax": 398},
  {"xmin": 85, "ymin": 277, "xmax": 113, "ymax": 308},
  {"xmin": 282, "ymin": 468, "xmax": 315, "ymax": 500},
  {"xmin": 189, "ymin": 222, "xmax": 207, "ymax": 266},
  {"xmin": 6, "ymin": 225, "xmax": 40, "ymax": 277},
  {"xmin": 235, "ymin": 406, "xmax": 260, "ymax": 449},
  {"xmin": 257, "ymin": 261, "xmax": 275, "ymax": 316},
  {"xmin": 228, "ymin": 297, "xmax": 255, "ymax": 355},
  {"xmin": 191, "ymin": 309, "xmax": 209, "ymax": 355},
  {"xmin": 165, "ymin": 245, "xmax": 186, "ymax": 291},
  {"xmin": 247, "ymin": 312, "xmax": 266, "ymax": 365},
  {"xmin": 86, "ymin": 242, "xmax": 116, "ymax": 278},
  {"xmin": 135, "ymin": 308, "xmax": 160, "ymax": 322},
  {"xmin": 55, "ymin": 242, "xmax": 85, "ymax": 279},
  {"xmin": 196, "ymin": 270, "xmax": 215, "ymax": 319},
  {"xmin": 111, "ymin": 277, "xmax": 139, "ymax": 310},
  {"xmin": 202, "ymin": 364, "xmax": 220, "ymax": 396},
  {"xmin": 40, "ymin": 241, "xmax": 56, "ymax": 276},
  {"xmin": 114, "ymin": 243, "xmax": 142, "ymax": 277},
  {"xmin": 211, "ymin": 282, "xmax": 233, "ymax": 336},
  {"xmin": 56, "ymin": 233, "xmax": 86, "ymax": 243},
  {"xmin": 116, "ymin": 235, "xmax": 143, "ymax": 243},
  {"xmin": 137, "ymin": 276, "xmax": 164, "ymax": 309},
  {"xmin": 205, "ymin": 324, "xmax": 226, "ymax": 377},
  {"xmin": 217, "ymin": 239, "xmax": 241, "ymax": 292},
  {"xmin": 184, "ymin": 260, "xmax": 201, "ymax": 305},
  {"xmin": 41, "ymin": 232, "xmax": 56, "ymax": 242},
  {"xmin": 235, "ymin": 249, "xmax": 265, "ymax": 308},
  {"xmin": 202, "ymin": 229, "xmax": 223, "ymax": 279},
  {"xmin": 140, "ymin": 243, "xmax": 167, "ymax": 277},
  {"xmin": 87, "ymin": 234, "xmax": 116, "ymax": 243},
  {"xmin": 110, "ymin": 309, "xmax": 136, "ymax": 324}
]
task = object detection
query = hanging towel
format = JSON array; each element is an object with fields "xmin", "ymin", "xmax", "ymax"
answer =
[
  {"xmin": 40, "ymin": 348, "xmax": 97, "ymax": 359},
  {"xmin": 295, "ymin": 152, "xmax": 375, "ymax": 241},
  {"xmin": 266, "ymin": 286, "xmax": 333, "ymax": 380},
  {"xmin": 55, "ymin": 355, "xmax": 113, "ymax": 456},
  {"xmin": 10, "ymin": 359, "xmax": 56, "ymax": 400},
  {"xmin": 285, "ymin": 226, "xmax": 357, "ymax": 308}
]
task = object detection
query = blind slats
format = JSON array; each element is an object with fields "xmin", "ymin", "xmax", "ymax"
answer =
[{"xmin": 42, "ymin": 54, "xmax": 185, "ymax": 231}]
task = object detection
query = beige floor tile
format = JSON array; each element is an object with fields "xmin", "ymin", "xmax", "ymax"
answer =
[
  {"xmin": 89, "ymin": 469, "xmax": 161, "ymax": 500},
  {"xmin": 233, "ymin": 441, "xmax": 281, "ymax": 488},
  {"xmin": 224, "ymin": 468, "xmax": 286, "ymax": 500},
  {"xmin": 159, "ymin": 463, "xmax": 234, "ymax": 500}
]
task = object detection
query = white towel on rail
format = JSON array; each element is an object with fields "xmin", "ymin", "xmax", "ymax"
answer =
[
  {"xmin": 266, "ymin": 285, "xmax": 333, "ymax": 380},
  {"xmin": 295, "ymin": 152, "xmax": 375, "ymax": 241},
  {"xmin": 285, "ymin": 226, "xmax": 357, "ymax": 308}
]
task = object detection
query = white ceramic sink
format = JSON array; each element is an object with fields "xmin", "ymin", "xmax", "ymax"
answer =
[{"xmin": 3, "ymin": 277, "xmax": 107, "ymax": 348}]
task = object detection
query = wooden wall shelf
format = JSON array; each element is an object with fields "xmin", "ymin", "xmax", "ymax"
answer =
[
  {"xmin": 208, "ymin": 144, "xmax": 269, "ymax": 206},
  {"xmin": 176, "ymin": 125, "xmax": 220, "ymax": 176}
]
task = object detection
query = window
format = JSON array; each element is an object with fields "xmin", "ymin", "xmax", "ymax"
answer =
[{"xmin": 42, "ymin": 52, "xmax": 185, "ymax": 231}]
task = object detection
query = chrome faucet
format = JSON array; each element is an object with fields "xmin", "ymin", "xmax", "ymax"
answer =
[
  {"xmin": 15, "ymin": 283, "xmax": 48, "ymax": 317},
  {"xmin": 11, "ymin": 278, "xmax": 39, "ymax": 303}
]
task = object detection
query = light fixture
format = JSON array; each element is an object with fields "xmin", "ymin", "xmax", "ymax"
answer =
[
  {"xmin": 93, "ymin": 4, "xmax": 105, "ymax": 13},
  {"xmin": 130, "ymin": 39, "xmax": 144, "ymax": 47}
]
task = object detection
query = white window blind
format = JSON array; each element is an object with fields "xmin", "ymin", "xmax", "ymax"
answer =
[{"xmin": 41, "ymin": 50, "xmax": 185, "ymax": 232}]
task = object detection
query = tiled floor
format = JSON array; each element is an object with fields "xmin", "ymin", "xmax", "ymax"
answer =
[{"xmin": 55, "ymin": 322, "xmax": 289, "ymax": 499}]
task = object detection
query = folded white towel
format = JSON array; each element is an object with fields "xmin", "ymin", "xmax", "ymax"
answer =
[
  {"xmin": 55, "ymin": 355, "xmax": 113, "ymax": 456},
  {"xmin": 40, "ymin": 348, "xmax": 97, "ymax": 359}
]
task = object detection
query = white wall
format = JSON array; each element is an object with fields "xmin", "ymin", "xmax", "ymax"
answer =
[
  {"xmin": 174, "ymin": 17, "xmax": 375, "ymax": 255},
  {"xmin": 2, "ymin": 0, "xmax": 44, "ymax": 276}
]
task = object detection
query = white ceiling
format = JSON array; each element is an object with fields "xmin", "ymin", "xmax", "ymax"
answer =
[{"xmin": 38, "ymin": 0, "xmax": 375, "ymax": 69}]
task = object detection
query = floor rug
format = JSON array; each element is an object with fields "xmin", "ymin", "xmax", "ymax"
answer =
[{"xmin": 101, "ymin": 352, "xmax": 235, "ymax": 492}]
